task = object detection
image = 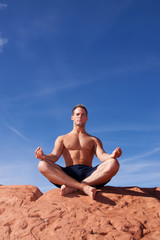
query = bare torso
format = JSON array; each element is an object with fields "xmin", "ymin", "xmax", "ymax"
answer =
[{"xmin": 62, "ymin": 131, "xmax": 97, "ymax": 167}]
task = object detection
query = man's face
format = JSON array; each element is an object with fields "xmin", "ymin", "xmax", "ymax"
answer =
[{"xmin": 71, "ymin": 107, "xmax": 88, "ymax": 126}]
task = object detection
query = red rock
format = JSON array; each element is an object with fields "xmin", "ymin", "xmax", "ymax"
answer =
[{"xmin": 0, "ymin": 185, "xmax": 160, "ymax": 239}]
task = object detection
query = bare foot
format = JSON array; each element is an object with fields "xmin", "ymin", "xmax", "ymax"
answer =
[
  {"xmin": 60, "ymin": 185, "xmax": 78, "ymax": 196},
  {"xmin": 82, "ymin": 185, "xmax": 97, "ymax": 200}
]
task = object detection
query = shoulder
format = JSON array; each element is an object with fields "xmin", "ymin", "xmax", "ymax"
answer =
[
  {"xmin": 55, "ymin": 132, "xmax": 71, "ymax": 142},
  {"xmin": 88, "ymin": 134, "xmax": 103, "ymax": 147},
  {"xmin": 56, "ymin": 135, "xmax": 64, "ymax": 140},
  {"xmin": 55, "ymin": 135, "xmax": 64, "ymax": 144}
]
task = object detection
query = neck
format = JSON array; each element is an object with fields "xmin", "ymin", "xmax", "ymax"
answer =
[{"xmin": 72, "ymin": 125, "xmax": 86, "ymax": 134}]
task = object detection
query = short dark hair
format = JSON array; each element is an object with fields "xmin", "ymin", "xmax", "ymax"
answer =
[{"xmin": 72, "ymin": 104, "xmax": 88, "ymax": 116}]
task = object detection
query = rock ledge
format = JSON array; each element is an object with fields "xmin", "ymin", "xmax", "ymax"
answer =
[{"xmin": 0, "ymin": 185, "xmax": 160, "ymax": 239}]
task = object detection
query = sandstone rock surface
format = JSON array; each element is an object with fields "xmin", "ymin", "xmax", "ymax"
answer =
[{"xmin": 0, "ymin": 185, "xmax": 160, "ymax": 240}]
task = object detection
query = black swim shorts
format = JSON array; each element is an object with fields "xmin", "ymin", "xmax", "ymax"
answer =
[{"xmin": 51, "ymin": 164, "xmax": 110, "ymax": 189}]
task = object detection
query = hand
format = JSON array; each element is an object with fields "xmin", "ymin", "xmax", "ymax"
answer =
[
  {"xmin": 111, "ymin": 147, "xmax": 122, "ymax": 159},
  {"xmin": 35, "ymin": 147, "xmax": 45, "ymax": 160}
]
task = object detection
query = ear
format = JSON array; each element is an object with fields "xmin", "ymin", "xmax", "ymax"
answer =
[{"xmin": 71, "ymin": 115, "xmax": 74, "ymax": 121}]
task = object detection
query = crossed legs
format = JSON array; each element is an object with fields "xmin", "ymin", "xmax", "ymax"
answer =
[
  {"xmin": 60, "ymin": 158, "xmax": 120, "ymax": 197},
  {"xmin": 38, "ymin": 158, "xmax": 119, "ymax": 200}
]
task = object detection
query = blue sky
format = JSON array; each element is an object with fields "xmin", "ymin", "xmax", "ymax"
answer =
[{"xmin": 0, "ymin": 0, "xmax": 160, "ymax": 193}]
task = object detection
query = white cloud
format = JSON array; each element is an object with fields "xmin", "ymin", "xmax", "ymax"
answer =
[
  {"xmin": 120, "ymin": 161, "xmax": 160, "ymax": 174},
  {"xmin": 0, "ymin": 37, "xmax": 8, "ymax": 52},
  {"xmin": 111, "ymin": 171, "xmax": 160, "ymax": 187},
  {"xmin": 0, "ymin": 38, "xmax": 8, "ymax": 46},
  {"xmin": 0, "ymin": 3, "xmax": 8, "ymax": 51},
  {"xmin": 5, "ymin": 124, "xmax": 31, "ymax": 143},
  {"xmin": 0, "ymin": 3, "xmax": 7, "ymax": 10},
  {"xmin": 0, "ymin": 162, "xmax": 37, "ymax": 186},
  {"xmin": 90, "ymin": 124, "xmax": 160, "ymax": 133},
  {"xmin": 122, "ymin": 146, "xmax": 160, "ymax": 162},
  {"xmin": 110, "ymin": 160, "xmax": 160, "ymax": 187},
  {"xmin": 0, "ymin": 79, "xmax": 94, "ymax": 104}
]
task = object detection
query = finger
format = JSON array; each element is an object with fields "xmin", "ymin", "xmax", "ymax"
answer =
[
  {"xmin": 35, "ymin": 147, "xmax": 41, "ymax": 157},
  {"xmin": 35, "ymin": 150, "xmax": 38, "ymax": 156},
  {"xmin": 35, "ymin": 147, "xmax": 40, "ymax": 154},
  {"xmin": 35, "ymin": 147, "xmax": 40, "ymax": 152},
  {"xmin": 117, "ymin": 147, "xmax": 121, "ymax": 152},
  {"xmin": 39, "ymin": 147, "xmax": 43, "ymax": 152}
]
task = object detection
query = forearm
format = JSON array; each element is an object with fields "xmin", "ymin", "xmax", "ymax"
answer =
[
  {"xmin": 100, "ymin": 148, "xmax": 122, "ymax": 162},
  {"xmin": 100, "ymin": 153, "xmax": 114, "ymax": 162},
  {"xmin": 41, "ymin": 153, "xmax": 58, "ymax": 163}
]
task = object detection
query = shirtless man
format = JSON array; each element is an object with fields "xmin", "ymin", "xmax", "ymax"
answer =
[{"xmin": 35, "ymin": 104, "xmax": 122, "ymax": 200}]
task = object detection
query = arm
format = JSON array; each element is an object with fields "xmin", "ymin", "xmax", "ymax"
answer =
[
  {"xmin": 94, "ymin": 138, "xmax": 122, "ymax": 162},
  {"xmin": 35, "ymin": 136, "xmax": 64, "ymax": 163}
]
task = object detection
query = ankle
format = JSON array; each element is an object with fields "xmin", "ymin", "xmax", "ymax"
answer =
[{"xmin": 80, "ymin": 182, "xmax": 88, "ymax": 190}]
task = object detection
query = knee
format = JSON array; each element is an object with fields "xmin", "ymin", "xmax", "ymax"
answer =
[
  {"xmin": 112, "ymin": 158, "xmax": 120, "ymax": 174},
  {"xmin": 108, "ymin": 158, "xmax": 120, "ymax": 175},
  {"xmin": 38, "ymin": 161, "xmax": 49, "ymax": 175}
]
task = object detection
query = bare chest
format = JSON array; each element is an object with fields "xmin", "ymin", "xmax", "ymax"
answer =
[{"xmin": 63, "ymin": 135, "xmax": 94, "ymax": 151}]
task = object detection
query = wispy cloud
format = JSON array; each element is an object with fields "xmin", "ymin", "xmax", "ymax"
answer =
[
  {"xmin": 0, "ymin": 3, "xmax": 7, "ymax": 10},
  {"xmin": 0, "ymin": 36, "xmax": 8, "ymax": 53},
  {"xmin": 122, "ymin": 146, "xmax": 160, "ymax": 162},
  {"xmin": 111, "ymin": 160, "xmax": 160, "ymax": 187},
  {"xmin": 120, "ymin": 161, "xmax": 160, "ymax": 173},
  {"xmin": 0, "ymin": 79, "xmax": 94, "ymax": 105},
  {"xmin": 0, "ymin": 162, "xmax": 37, "ymax": 186},
  {"xmin": 0, "ymin": 3, "xmax": 8, "ymax": 52},
  {"xmin": 35, "ymin": 79, "xmax": 93, "ymax": 96},
  {"xmin": 5, "ymin": 124, "xmax": 31, "ymax": 143},
  {"xmin": 111, "ymin": 171, "xmax": 160, "ymax": 187},
  {"xmin": 90, "ymin": 124, "xmax": 160, "ymax": 133}
]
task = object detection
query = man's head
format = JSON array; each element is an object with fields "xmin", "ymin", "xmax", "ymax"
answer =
[
  {"xmin": 71, "ymin": 104, "xmax": 88, "ymax": 127},
  {"xmin": 72, "ymin": 104, "xmax": 88, "ymax": 116}
]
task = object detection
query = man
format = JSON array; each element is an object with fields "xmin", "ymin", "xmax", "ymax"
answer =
[{"xmin": 35, "ymin": 104, "xmax": 122, "ymax": 200}]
